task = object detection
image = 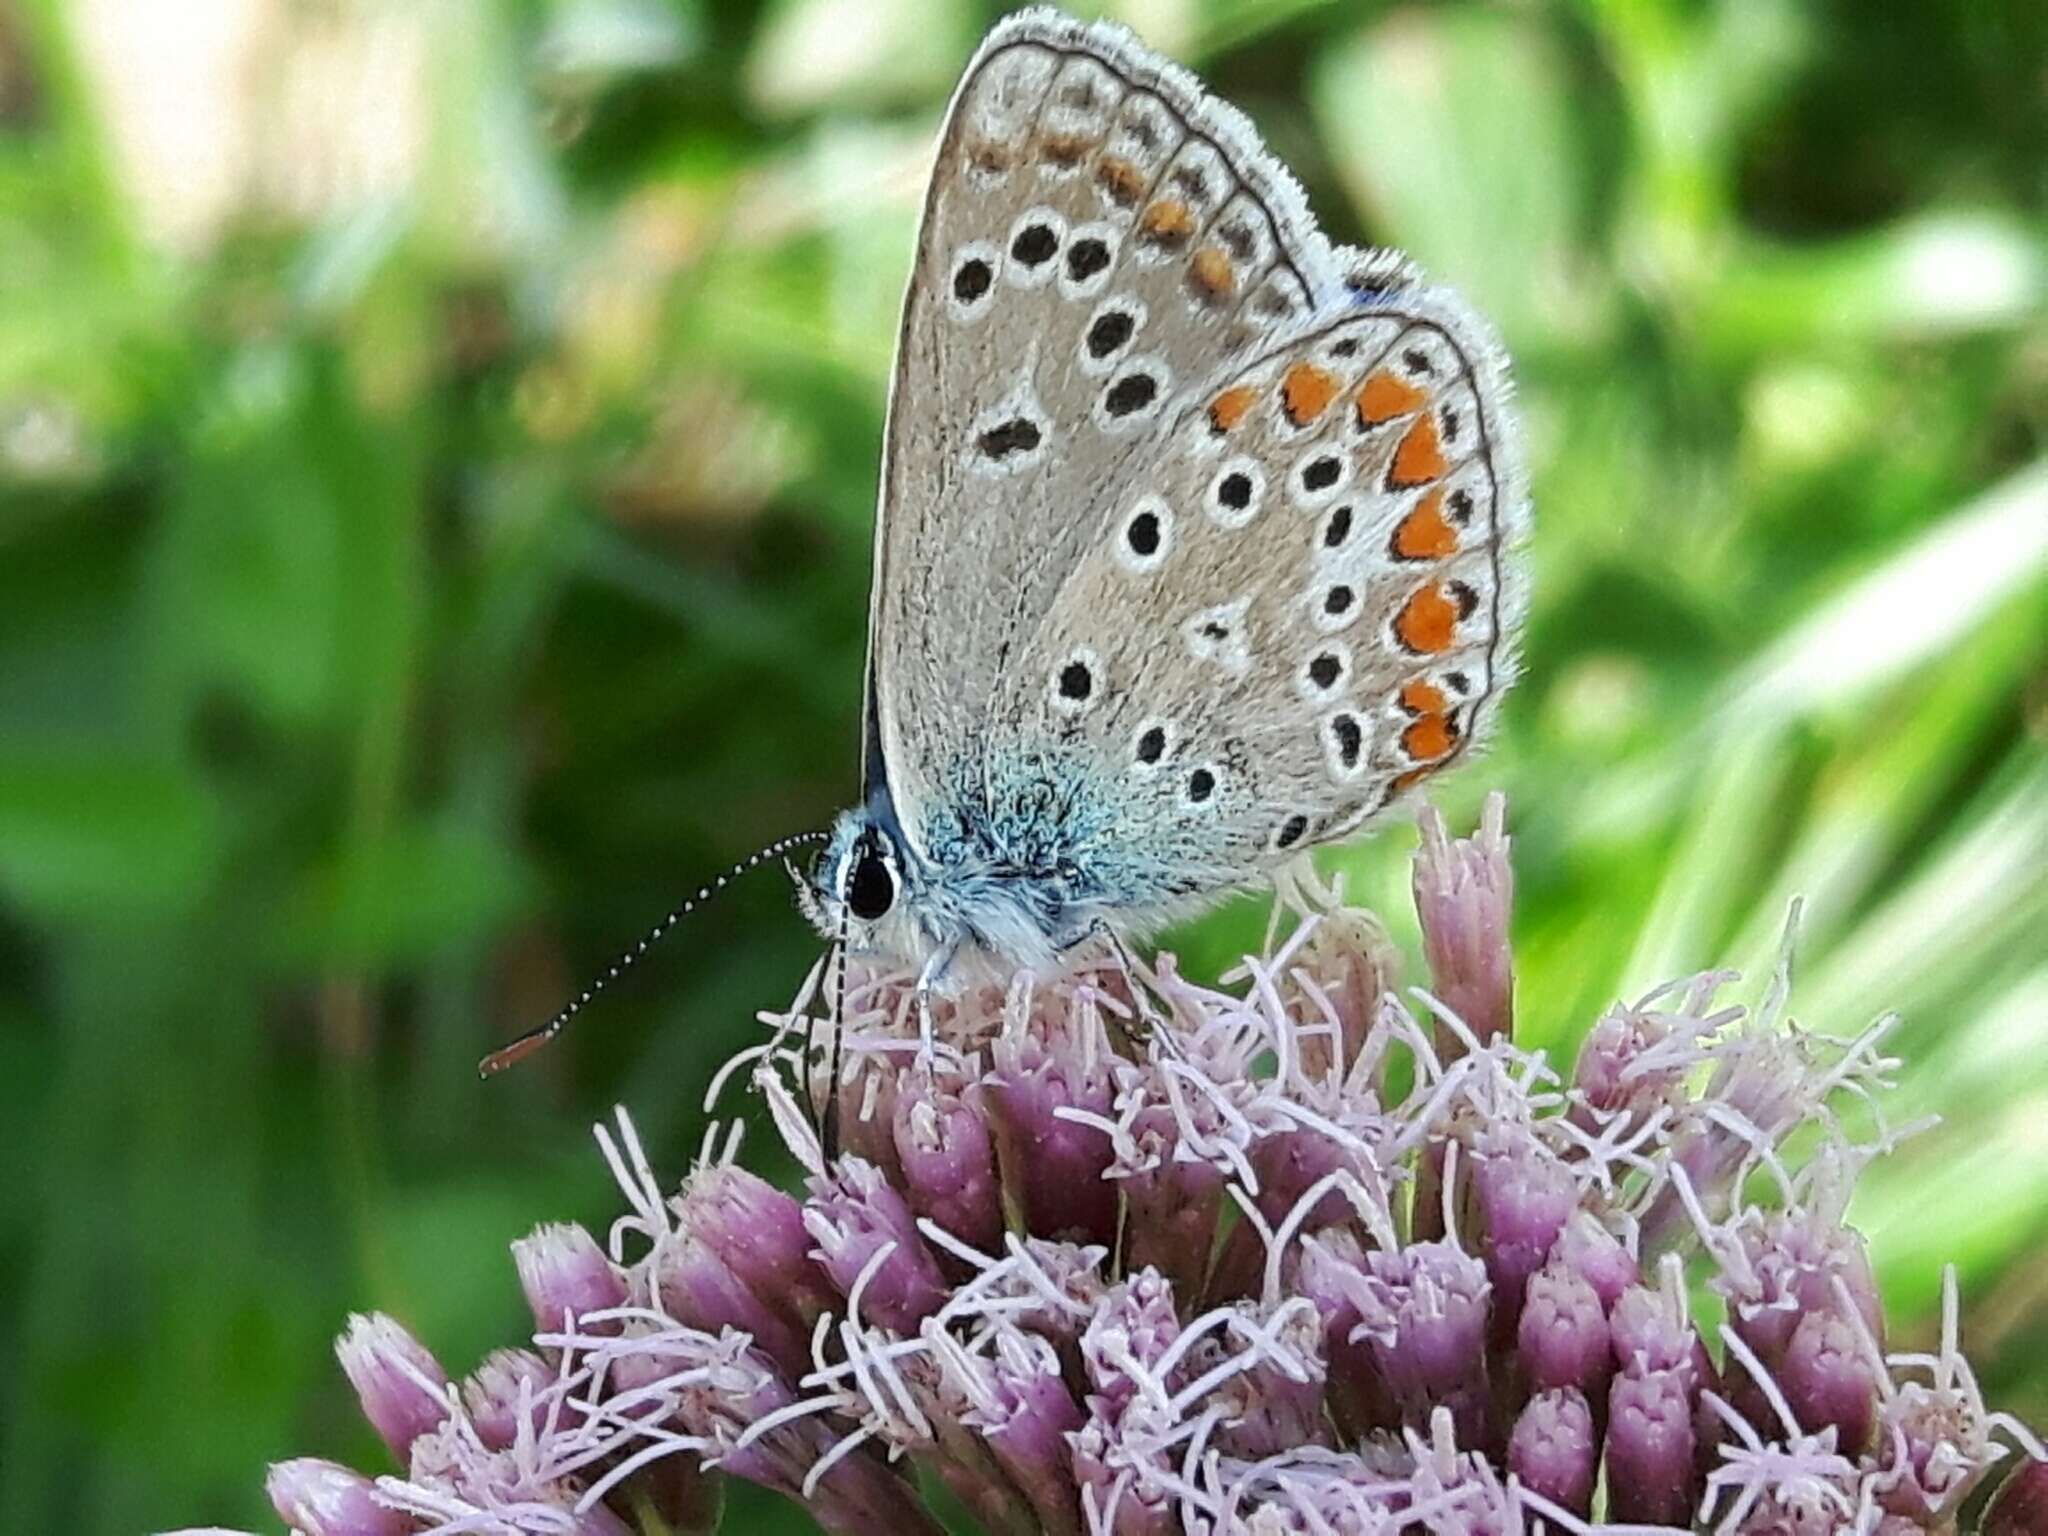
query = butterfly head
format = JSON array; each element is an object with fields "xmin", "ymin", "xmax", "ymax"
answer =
[{"xmin": 800, "ymin": 798, "xmax": 930, "ymax": 962}]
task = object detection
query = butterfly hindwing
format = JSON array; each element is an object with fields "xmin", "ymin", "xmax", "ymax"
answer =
[
  {"xmin": 991, "ymin": 292, "xmax": 1527, "ymax": 905},
  {"xmin": 865, "ymin": 9, "xmax": 1353, "ymax": 860}
]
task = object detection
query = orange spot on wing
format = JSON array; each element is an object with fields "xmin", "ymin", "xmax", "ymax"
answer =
[
  {"xmin": 1392, "ymin": 486, "xmax": 1460, "ymax": 560},
  {"xmin": 1208, "ymin": 385, "xmax": 1258, "ymax": 434},
  {"xmin": 1189, "ymin": 247, "xmax": 1236, "ymax": 301},
  {"xmin": 1395, "ymin": 583, "xmax": 1458, "ymax": 654},
  {"xmin": 1356, "ymin": 369, "xmax": 1427, "ymax": 426},
  {"xmin": 1391, "ymin": 766, "xmax": 1435, "ymax": 794},
  {"xmin": 1399, "ymin": 679, "xmax": 1448, "ymax": 716},
  {"xmin": 1402, "ymin": 714, "xmax": 1457, "ymax": 762},
  {"xmin": 1388, "ymin": 412, "xmax": 1448, "ymax": 488},
  {"xmin": 1140, "ymin": 199, "xmax": 1197, "ymax": 245},
  {"xmin": 1039, "ymin": 131, "xmax": 1093, "ymax": 166},
  {"xmin": 1097, "ymin": 157, "xmax": 1145, "ymax": 207},
  {"xmin": 966, "ymin": 141, "xmax": 1012, "ymax": 176},
  {"xmin": 1282, "ymin": 363, "xmax": 1341, "ymax": 427}
]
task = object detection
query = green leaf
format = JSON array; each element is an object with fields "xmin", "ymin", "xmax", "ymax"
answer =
[
  {"xmin": 747, "ymin": 0, "xmax": 975, "ymax": 117},
  {"xmin": 1314, "ymin": 8, "xmax": 1590, "ymax": 345},
  {"xmin": 0, "ymin": 748, "xmax": 219, "ymax": 921},
  {"xmin": 285, "ymin": 820, "xmax": 534, "ymax": 969},
  {"xmin": 1699, "ymin": 212, "xmax": 2046, "ymax": 351}
]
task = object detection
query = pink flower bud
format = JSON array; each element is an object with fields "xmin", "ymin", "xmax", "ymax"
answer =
[
  {"xmin": 1549, "ymin": 1212, "xmax": 1639, "ymax": 1311},
  {"xmin": 1285, "ymin": 904, "xmax": 1395, "ymax": 1082},
  {"xmin": 983, "ymin": 1006, "xmax": 1119, "ymax": 1246},
  {"xmin": 1605, "ymin": 1366, "xmax": 1698, "ymax": 1524},
  {"xmin": 408, "ymin": 1419, "xmax": 635, "ymax": 1535},
  {"xmin": 460, "ymin": 1347, "xmax": 559, "ymax": 1450},
  {"xmin": 965, "ymin": 1333, "xmax": 1086, "ymax": 1536},
  {"xmin": 1202, "ymin": 1301, "xmax": 1332, "ymax": 1459},
  {"xmin": 1721, "ymin": 1207, "xmax": 1884, "ymax": 1369},
  {"xmin": 1413, "ymin": 793, "xmax": 1513, "ymax": 1050},
  {"xmin": 1471, "ymin": 1130, "xmax": 1578, "ymax": 1333},
  {"xmin": 653, "ymin": 1232, "xmax": 813, "ymax": 1378},
  {"xmin": 1518, "ymin": 1264, "xmax": 1611, "ymax": 1404},
  {"xmin": 805, "ymin": 1155, "xmax": 950, "ymax": 1334},
  {"xmin": 334, "ymin": 1314, "xmax": 448, "ymax": 1462},
  {"xmin": 677, "ymin": 1163, "xmax": 837, "ymax": 1323},
  {"xmin": 1118, "ymin": 1118, "xmax": 1227, "ymax": 1298},
  {"xmin": 1297, "ymin": 1230, "xmax": 1397, "ymax": 1439},
  {"xmin": 976, "ymin": 1236, "xmax": 1110, "ymax": 1354},
  {"xmin": 1987, "ymin": 1457, "xmax": 2048, "ymax": 1536},
  {"xmin": 1609, "ymin": 1281, "xmax": 1698, "ymax": 1381},
  {"xmin": 1347, "ymin": 1240, "xmax": 1495, "ymax": 1451},
  {"xmin": 1508, "ymin": 1388, "xmax": 1597, "ymax": 1517},
  {"xmin": 1778, "ymin": 1307, "xmax": 1878, "ymax": 1454},
  {"xmin": 1570, "ymin": 973, "xmax": 1730, "ymax": 1139},
  {"xmin": 510, "ymin": 1222, "xmax": 628, "ymax": 1334},
  {"xmin": 1875, "ymin": 1380, "xmax": 2002, "ymax": 1522},
  {"xmin": 891, "ymin": 1073, "xmax": 1003, "ymax": 1257},
  {"xmin": 1067, "ymin": 1410, "xmax": 1177, "ymax": 1536},
  {"xmin": 1080, "ymin": 1268, "xmax": 1182, "ymax": 1418},
  {"xmin": 660, "ymin": 1328, "xmax": 942, "ymax": 1536},
  {"xmin": 265, "ymin": 1458, "xmax": 412, "ymax": 1536}
]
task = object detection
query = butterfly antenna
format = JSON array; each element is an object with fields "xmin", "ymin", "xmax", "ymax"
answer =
[{"xmin": 479, "ymin": 830, "xmax": 833, "ymax": 1078}]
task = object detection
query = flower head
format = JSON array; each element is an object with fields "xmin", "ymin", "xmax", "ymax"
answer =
[{"xmin": 190, "ymin": 796, "xmax": 2041, "ymax": 1534}]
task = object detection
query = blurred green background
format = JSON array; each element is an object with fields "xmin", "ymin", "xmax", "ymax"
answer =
[{"xmin": 1, "ymin": 0, "xmax": 2043, "ymax": 1531}]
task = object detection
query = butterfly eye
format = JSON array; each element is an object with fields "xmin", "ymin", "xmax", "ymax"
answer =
[{"xmin": 844, "ymin": 838, "xmax": 898, "ymax": 922}]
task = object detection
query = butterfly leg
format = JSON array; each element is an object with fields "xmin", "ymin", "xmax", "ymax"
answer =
[{"xmin": 912, "ymin": 941, "xmax": 959, "ymax": 1073}]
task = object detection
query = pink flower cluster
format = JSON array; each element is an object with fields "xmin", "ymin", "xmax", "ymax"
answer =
[{"xmin": 173, "ymin": 796, "xmax": 2044, "ymax": 1535}]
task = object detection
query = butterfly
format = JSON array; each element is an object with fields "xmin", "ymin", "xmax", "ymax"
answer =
[
  {"xmin": 796, "ymin": 9, "xmax": 1528, "ymax": 996},
  {"xmin": 480, "ymin": 8, "xmax": 1526, "ymax": 1080}
]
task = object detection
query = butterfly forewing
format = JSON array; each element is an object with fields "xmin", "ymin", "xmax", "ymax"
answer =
[{"xmin": 865, "ymin": 11, "xmax": 1349, "ymax": 857}]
